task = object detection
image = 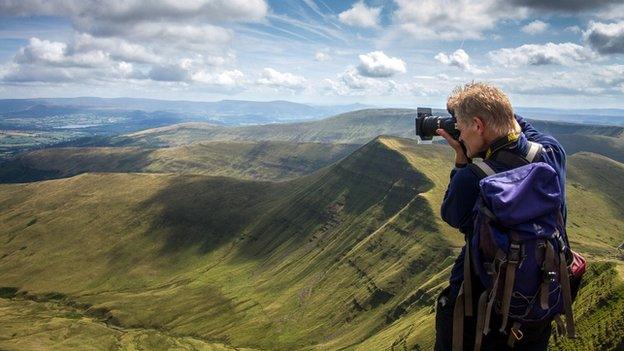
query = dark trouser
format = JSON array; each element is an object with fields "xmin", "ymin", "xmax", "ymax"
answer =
[{"xmin": 434, "ymin": 286, "xmax": 552, "ymax": 351}]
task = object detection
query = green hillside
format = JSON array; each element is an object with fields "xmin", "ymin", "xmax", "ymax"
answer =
[
  {"xmin": 565, "ymin": 152, "xmax": 624, "ymax": 256},
  {"xmin": 557, "ymin": 134, "xmax": 624, "ymax": 163},
  {"xmin": 111, "ymin": 109, "xmax": 416, "ymax": 147},
  {"xmin": 106, "ymin": 108, "xmax": 624, "ymax": 148},
  {"xmin": 1, "ymin": 136, "xmax": 623, "ymax": 350},
  {"xmin": 0, "ymin": 141, "xmax": 359, "ymax": 183}
]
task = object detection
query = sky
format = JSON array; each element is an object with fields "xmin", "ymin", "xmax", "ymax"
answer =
[{"xmin": 0, "ymin": 0, "xmax": 624, "ymax": 108}]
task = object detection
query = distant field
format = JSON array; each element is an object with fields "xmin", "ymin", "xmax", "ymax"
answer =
[{"xmin": 0, "ymin": 130, "xmax": 87, "ymax": 160}]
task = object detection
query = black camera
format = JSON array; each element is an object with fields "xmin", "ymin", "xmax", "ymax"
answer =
[{"xmin": 414, "ymin": 107, "xmax": 460, "ymax": 141}]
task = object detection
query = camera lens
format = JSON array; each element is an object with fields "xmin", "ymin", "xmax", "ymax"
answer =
[{"xmin": 415, "ymin": 115, "xmax": 459, "ymax": 141}]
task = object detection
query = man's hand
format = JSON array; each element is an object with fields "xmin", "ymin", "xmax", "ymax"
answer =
[{"xmin": 437, "ymin": 128, "xmax": 469, "ymax": 166}]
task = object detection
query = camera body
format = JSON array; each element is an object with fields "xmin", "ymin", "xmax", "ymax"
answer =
[{"xmin": 414, "ymin": 107, "xmax": 460, "ymax": 141}]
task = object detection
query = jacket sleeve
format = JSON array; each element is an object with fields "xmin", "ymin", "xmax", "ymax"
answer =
[
  {"xmin": 515, "ymin": 113, "xmax": 540, "ymax": 141},
  {"xmin": 441, "ymin": 166, "xmax": 481, "ymax": 234}
]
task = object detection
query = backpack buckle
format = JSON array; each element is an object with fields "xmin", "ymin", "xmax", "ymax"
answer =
[
  {"xmin": 508, "ymin": 242, "xmax": 522, "ymax": 264},
  {"xmin": 507, "ymin": 322, "xmax": 524, "ymax": 347}
]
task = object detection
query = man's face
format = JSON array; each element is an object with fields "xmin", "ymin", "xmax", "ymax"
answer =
[{"xmin": 456, "ymin": 117, "xmax": 485, "ymax": 158}]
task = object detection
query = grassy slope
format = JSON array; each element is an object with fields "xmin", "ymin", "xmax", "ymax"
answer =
[
  {"xmin": 565, "ymin": 152, "xmax": 624, "ymax": 256},
  {"xmin": 110, "ymin": 109, "xmax": 624, "ymax": 148},
  {"xmin": 0, "ymin": 137, "xmax": 623, "ymax": 350},
  {"xmin": 0, "ymin": 137, "xmax": 458, "ymax": 350},
  {"xmin": 0, "ymin": 141, "xmax": 359, "ymax": 183},
  {"xmin": 0, "ymin": 295, "xmax": 258, "ymax": 351}
]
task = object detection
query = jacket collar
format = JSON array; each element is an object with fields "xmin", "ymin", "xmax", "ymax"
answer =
[{"xmin": 482, "ymin": 131, "xmax": 524, "ymax": 160}]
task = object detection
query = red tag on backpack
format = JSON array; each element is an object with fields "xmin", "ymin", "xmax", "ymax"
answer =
[{"xmin": 569, "ymin": 250, "xmax": 586, "ymax": 279}]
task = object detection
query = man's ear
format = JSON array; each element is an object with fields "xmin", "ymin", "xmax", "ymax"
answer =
[{"xmin": 473, "ymin": 116, "xmax": 485, "ymax": 135}]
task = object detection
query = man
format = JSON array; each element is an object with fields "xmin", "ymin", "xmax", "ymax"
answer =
[{"xmin": 434, "ymin": 82, "xmax": 567, "ymax": 350}]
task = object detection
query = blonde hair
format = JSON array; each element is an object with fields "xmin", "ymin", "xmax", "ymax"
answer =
[{"xmin": 447, "ymin": 82, "xmax": 516, "ymax": 135}]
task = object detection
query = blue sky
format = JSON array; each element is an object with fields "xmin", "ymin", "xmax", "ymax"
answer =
[{"xmin": 0, "ymin": 0, "xmax": 623, "ymax": 108}]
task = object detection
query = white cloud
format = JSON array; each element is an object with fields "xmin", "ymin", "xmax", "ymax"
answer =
[
  {"xmin": 522, "ymin": 20, "xmax": 549, "ymax": 35},
  {"xmin": 322, "ymin": 67, "xmax": 425, "ymax": 96},
  {"xmin": 191, "ymin": 69, "xmax": 247, "ymax": 90},
  {"xmin": 15, "ymin": 38, "xmax": 67, "ymax": 64},
  {"xmin": 0, "ymin": 0, "xmax": 267, "ymax": 58},
  {"xmin": 2, "ymin": 57, "xmax": 143, "ymax": 83},
  {"xmin": 323, "ymin": 68, "xmax": 381, "ymax": 96},
  {"xmin": 357, "ymin": 51, "xmax": 406, "ymax": 78},
  {"xmin": 15, "ymin": 37, "xmax": 112, "ymax": 68},
  {"xmin": 435, "ymin": 49, "xmax": 485, "ymax": 74},
  {"xmin": 71, "ymin": 34, "xmax": 161, "ymax": 64},
  {"xmin": 146, "ymin": 60, "xmax": 248, "ymax": 85},
  {"xmin": 257, "ymin": 68, "xmax": 307, "ymax": 90},
  {"xmin": 338, "ymin": 1, "xmax": 381, "ymax": 28},
  {"xmin": 583, "ymin": 21, "xmax": 624, "ymax": 55},
  {"xmin": 489, "ymin": 43, "xmax": 597, "ymax": 67},
  {"xmin": 341, "ymin": 67, "xmax": 375, "ymax": 90},
  {"xmin": 3, "ymin": 37, "xmax": 244, "ymax": 86},
  {"xmin": 392, "ymin": 0, "xmax": 527, "ymax": 40},
  {"xmin": 214, "ymin": 70, "xmax": 245, "ymax": 86},
  {"xmin": 492, "ymin": 64, "xmax": 624, "ymax": 96},
  {"xmin": 315, "ymin": 52, "xmax": 330, "ymax": 62},
  {"xmin": 0, "ymin": 0, "xmax": 255, "ymax": 88}
]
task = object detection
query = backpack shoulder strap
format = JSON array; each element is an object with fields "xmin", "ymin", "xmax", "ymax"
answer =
[
  {"xmin": 525, "ymin": 141, "xmax": 543, "ymax": 162},
  {"xmin": 468, "ymin": 160, "xmax": 496, "ymax": 180},
  {"xmin": 498, "ymin": 140, "xmax": 543, "ymax": 165},
  {"xmin": 474, "ymin": 140, "xmax": 544, "ymax": 177},
  {"xmin": 468, "ymin": 141, "xmax": 544, "ymax": 180}
]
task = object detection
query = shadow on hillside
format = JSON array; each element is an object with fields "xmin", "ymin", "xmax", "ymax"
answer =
[
  {"xmin": 134, "ymin": 138, "xmax": 440, "ymax": 263},
  {"xmin": 0, "ymin": 148, "xmax": 155, "ymax": 184},
  {"xmin": 234, "ymin": 139, "xmax": 437, "ymax": 259},
  {"xmin": 136, "ymin": 175, "xmax": 287, "ymax": 255}
]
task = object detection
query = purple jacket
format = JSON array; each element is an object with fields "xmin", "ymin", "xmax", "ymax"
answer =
[{"xmin": 441, "ymin": 114, "xmax": 567, "ymax": 301}]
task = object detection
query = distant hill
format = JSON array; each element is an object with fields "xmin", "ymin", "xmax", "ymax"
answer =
[
  {"xmin": 516, "ymin": 107, "xmax": 624, "ymax": 126},
  {"xmin": 0, "ymin": 97, "xmax": 370, "ymax": 124},
  {"xmin": 1, "ymin": 136, "xmax": 622, "ymax": 350},
  {"xmin": 4, "ymin": 108, "xmax": 623, "ymax": 184},
  {"xmin": 0, "ymin": 98, "xmax": 373, "ymax": 159},
  {"xmin": 107, "ymin": 109, "xmax": 419, "ymax": 146},
  {"xmin": 556, "ymin": 134, "xmax": 624, "ymax": 163},
  {"xmin": 102, "ymin": 108, "xmax": 623, "ymax": 147},
  {"xmin": 0, "ymin": 141, "xmax": 359, "ymax": 183}
]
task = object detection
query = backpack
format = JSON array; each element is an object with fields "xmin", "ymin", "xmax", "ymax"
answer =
[{"xmin": 452, "ymin": 141, "xmax": 586, "ymax": 351}]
